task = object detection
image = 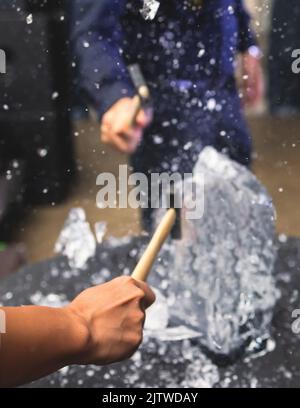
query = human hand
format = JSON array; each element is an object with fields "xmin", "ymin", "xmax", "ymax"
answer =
[
  {"xmin": 101, "ymin": 97, "xmax": 153, "ymax": 154},
  {"xmin": 65, "ymin": 276, "xmax": 155, "ymax": 365}
]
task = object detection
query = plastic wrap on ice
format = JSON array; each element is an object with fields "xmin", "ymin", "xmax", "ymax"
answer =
[{"xmin": 140, "ymin": 0, "xmax": 160, "ymax": 20}]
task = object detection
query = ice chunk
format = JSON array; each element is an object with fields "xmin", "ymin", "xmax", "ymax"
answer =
[
  {"xmin": 95, "ymin": 222, "xmax": 107, "ymax": 244},
  {"xmin": 26, "ymin": 14, "xmax": 33, "ymax": 25},
  {"xmin": 157, "ymin": 147, "xmax": 279, "ymax": 355},
  {"xmin": 55, "ymin": 208, "xmax": 96, "ymax": 269},
  {"xmin": 145, "ymin": 326, "xmax": 201, "ymax": 342},
  {"xmin": 140, "ymin": 0, "xmax": 160, "ymax": 20}
]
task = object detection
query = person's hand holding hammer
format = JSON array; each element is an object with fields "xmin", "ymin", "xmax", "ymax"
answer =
[
  {"xmin": 0, "ymin": 276, "xmax": 155, "ymax": 387},
  {"xmin": 101, "ymin": 97, "xmax": 153, "ymax": 154}
]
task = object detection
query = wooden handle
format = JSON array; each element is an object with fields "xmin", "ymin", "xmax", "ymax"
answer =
[
  {"xmin": 128, "ymin": 94, "xmax": 142, "ymax": 127},
  {"xmin": 132, "ymin": 209, "xmax": 176, "ymax": 282}
]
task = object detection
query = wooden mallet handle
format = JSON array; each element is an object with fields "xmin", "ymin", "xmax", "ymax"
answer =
[{"xmin": 131, "ymin": 209, "xmax": 176, "ymax": 282}]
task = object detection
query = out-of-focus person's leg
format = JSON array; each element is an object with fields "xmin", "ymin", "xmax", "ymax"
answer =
[{"xmin": 215, "ymin": 79, "xmax": 252, "ymax": 167}]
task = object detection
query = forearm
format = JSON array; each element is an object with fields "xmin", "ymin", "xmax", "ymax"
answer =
[{"xmin": 0, "ymin": 306, "xmax": 88, "ymax": 388}]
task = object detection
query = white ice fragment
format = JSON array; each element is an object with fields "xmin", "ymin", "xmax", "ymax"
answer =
[
  {"xmin": 198, "ymin": 49, "xmax": 205, "ymax": 58},
  {"xmin": 37, "ymin": 148, "xmax": 48, "ymax": 158},
  {"xmin": 207, "ymin": 98, "xmax": 216, "ymax": 111},
  {"xmin": 55, "ymin": 208, "xmax": 96, "ymax": 269},
  {"xmin": 26, "ymin": 14, "xmax": 33, "ymax": 24},
  {"xmin": 4, "ymin": 292, "xmax": 13, "ymax": 300},
  {"xmin": 140, "ymin": 0, "xmax": 160, "ymax": 20},
  {"xmin": 95, "ymin": 222, "xmax": 107, "ymax": 244},
  {"xmin": 153, "ymin": 134, "xmax": 163, "ymax": 144},
  {"xmin": 52, "ymin": 92, "xmax": 59, "ymax": 100},
  {"xmin": 228, "ymin": 5, "xmax": 234, "ymax": 14},
  {"xmin": 183, "ymin": 141, "xmax": 193, "ymax": 151},
  {"xmin": 145, "ymin": 326, "xmax": 201, "ymax": 341},
  {"xmin": 278, "ymin": 234, "xmax": 288, "ymax": 243},
  {"xmin": 159, "ymin": 147, "xmax": 278, "ymax": 355}
]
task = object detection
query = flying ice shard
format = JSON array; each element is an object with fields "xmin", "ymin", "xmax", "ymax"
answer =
[{"xmin": 140, "ymin": 0, "xmax": 160, "ymax": 21}]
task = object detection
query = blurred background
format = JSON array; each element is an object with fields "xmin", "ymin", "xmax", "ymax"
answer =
[{"xmin": 0, "ymin": 0, "xmax": 299, "ymax": 272}]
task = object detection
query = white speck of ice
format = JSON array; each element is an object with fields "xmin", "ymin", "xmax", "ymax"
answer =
[
  {"xmin": 140, "ymin": 0, "xmax": 160, "ymax": 21},
  {"xmin": 26, "ymin": 14, "xmax": 33, "ymax": 24},
  {"xmin": 95, "ymin": 222, "xmax": 107, "ymax": 244}
]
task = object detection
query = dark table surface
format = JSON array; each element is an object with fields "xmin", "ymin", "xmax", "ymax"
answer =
[{"xmin": 1, "ymin": 237, "xmax": 300, "ymax": 388}]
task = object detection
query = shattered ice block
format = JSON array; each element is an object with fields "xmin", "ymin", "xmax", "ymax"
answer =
[
  {"xmin": 55, "ymin": 208, "xmax": 96, "ymax": 269},
  {"xmin": 161, "ymin": 147, "xmax": 279, "ymax": 355},
  {"xmin": 140, "ymin": 0, "xmax": 160, "ymax": 20}
]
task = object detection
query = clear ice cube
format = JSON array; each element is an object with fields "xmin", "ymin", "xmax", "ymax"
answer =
[{"xmin": 54, "ymin": 208, "xmax": 96, "ymax": 269}]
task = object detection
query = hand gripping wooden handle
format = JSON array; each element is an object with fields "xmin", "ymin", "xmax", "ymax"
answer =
[{"xmin": 131, "ymin": 209, "xmax": 176, "ymax": 282}]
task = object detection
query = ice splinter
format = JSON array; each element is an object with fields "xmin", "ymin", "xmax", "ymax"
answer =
[{"xmin": 140, "ymin": 0, "xmax": 160, "ymax": 21}]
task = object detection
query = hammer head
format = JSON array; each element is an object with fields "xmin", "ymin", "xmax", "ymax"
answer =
[{"xmin": 128, "ymin": 64, "xmax": 151, "ymax": 102}]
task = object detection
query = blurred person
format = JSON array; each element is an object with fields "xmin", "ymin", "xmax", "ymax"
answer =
[
  {"xmin": 268, "ymin": 0, "xmax": 300, "ymax": 115},
  {"xmin": 72, "ymin": 0, "xmax": 264, "ymax": 227},
  {"xmin": 0, "ymin": 276, "xmax": 155, "ymax": 387}
]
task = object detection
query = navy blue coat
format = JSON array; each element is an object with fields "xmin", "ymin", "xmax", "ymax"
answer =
[
  {"xmin": 72, "ymin": 0, "xmax": 256, "ymax": 118},
  {"xmin": 72, "ymin": 0, "xmax": 256, "ymax": 189}
]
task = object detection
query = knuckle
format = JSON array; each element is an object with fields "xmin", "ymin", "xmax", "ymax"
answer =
[
  {"xmin": 134, "ymin": 288, "xmax": 145, "ymax": 300},
  {"xmin": 117, "ymin": 275, "xmax": 133, "ymax": 285}
]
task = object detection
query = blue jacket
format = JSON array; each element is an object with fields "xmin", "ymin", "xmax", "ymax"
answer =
[{"xmin": 71, "ymin": 0, "xmax": 256, "ymax": 118}]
